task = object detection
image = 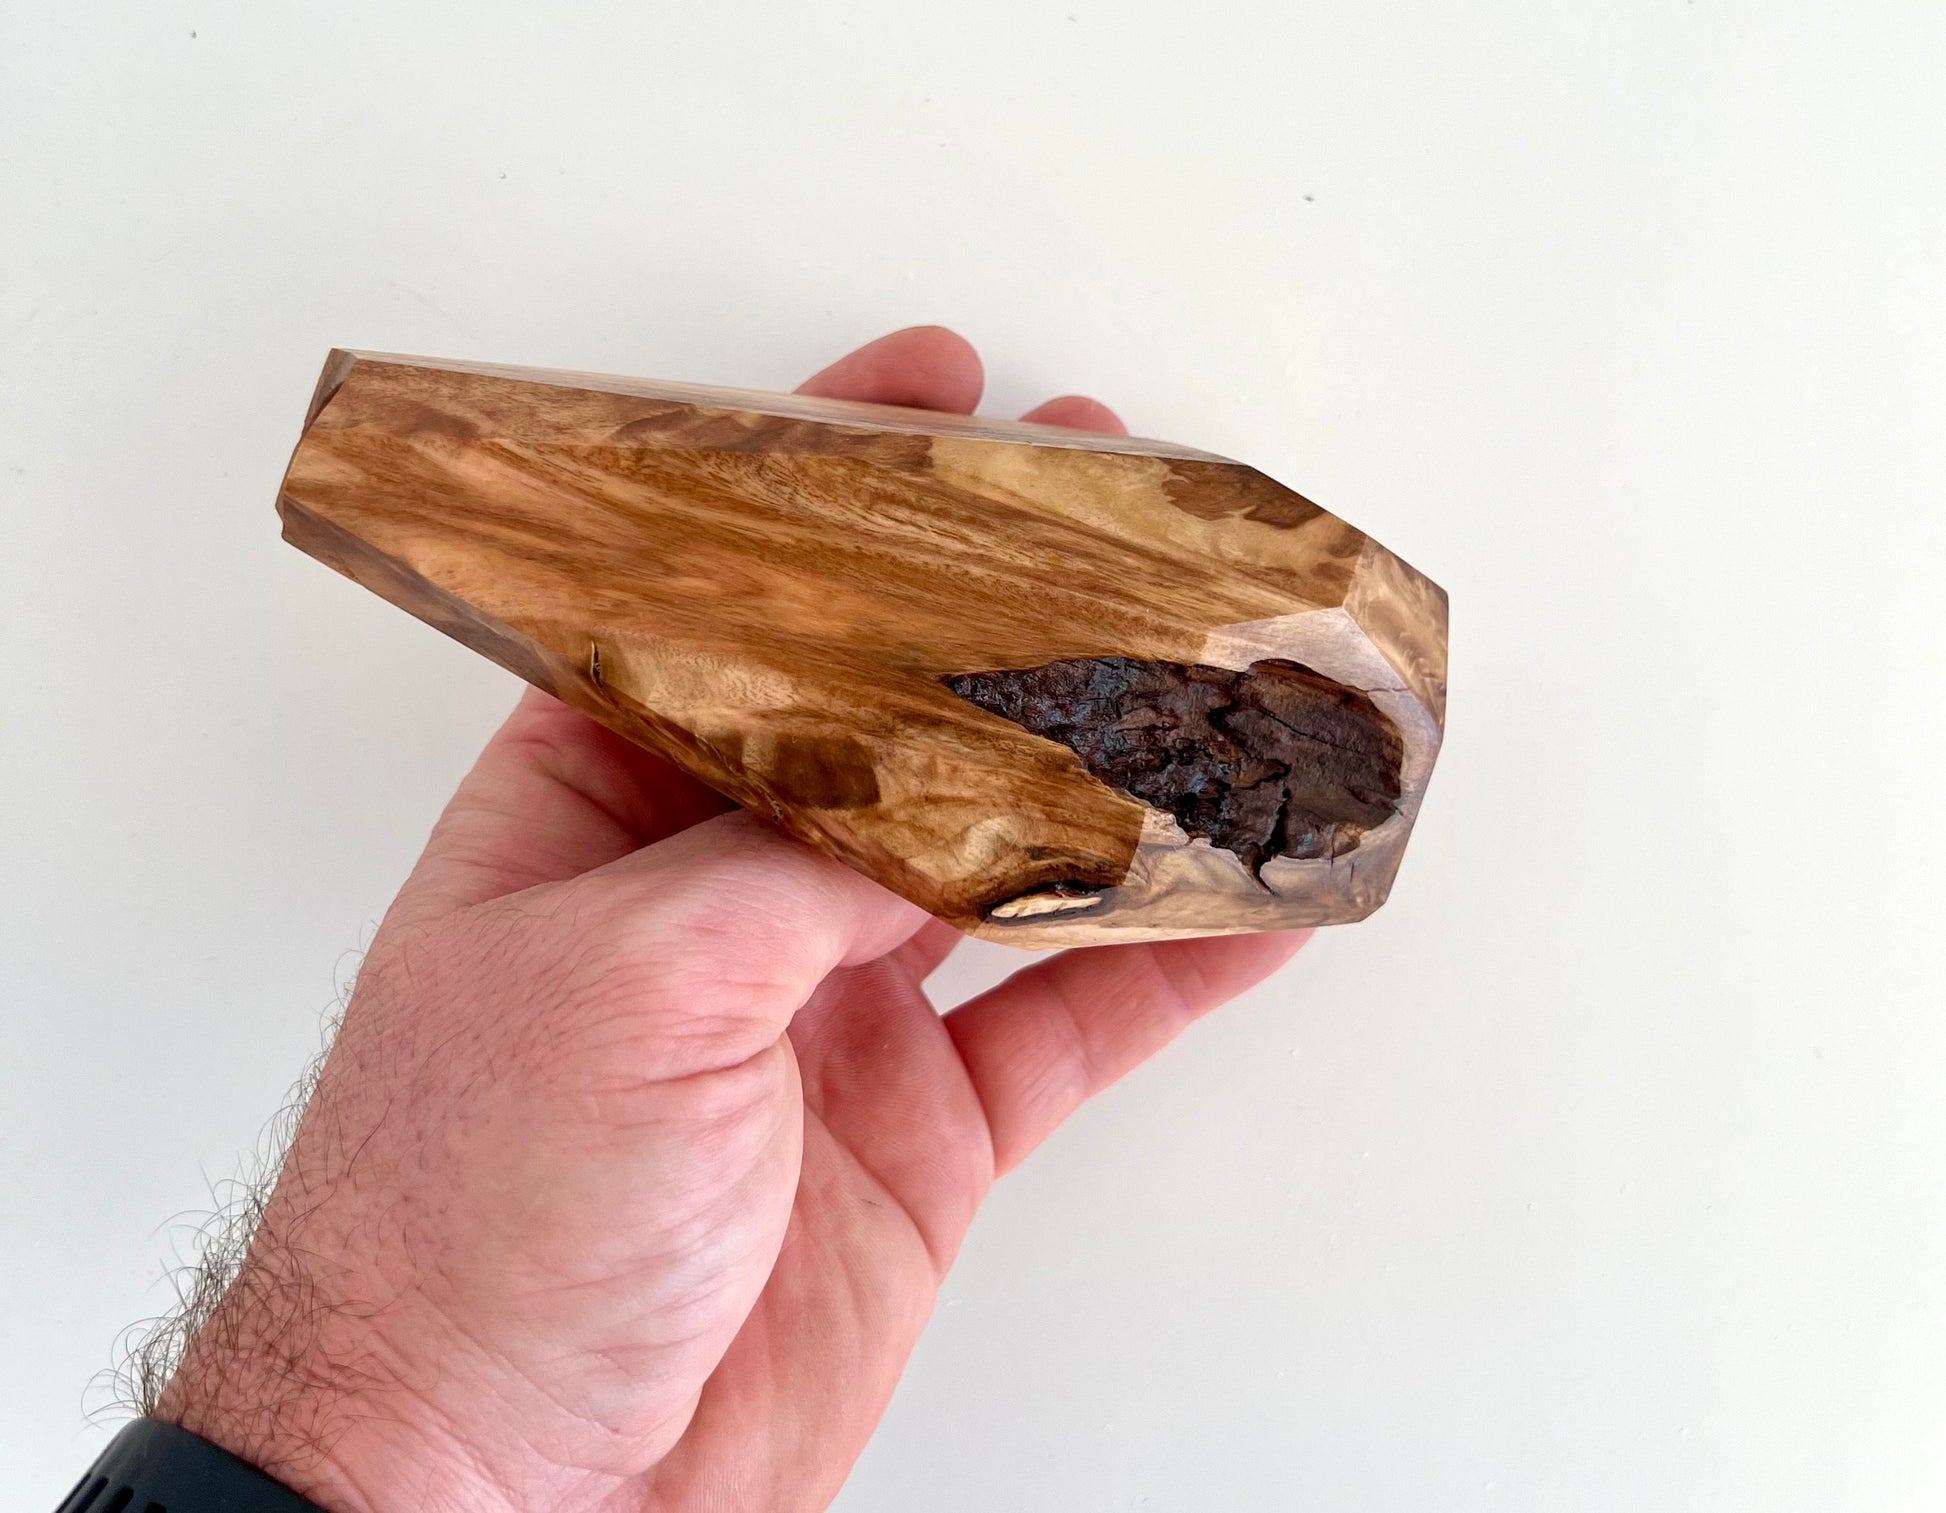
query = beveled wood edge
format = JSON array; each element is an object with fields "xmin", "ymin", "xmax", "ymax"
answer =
[{"xmin": 314, "ymin": 348, "xmax": 1234, "ymax": 464}]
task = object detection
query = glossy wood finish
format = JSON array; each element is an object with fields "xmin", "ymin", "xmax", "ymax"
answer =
[{"xmin": 279, "ymin": 351, "xmax": 1447, "ymax": 945}]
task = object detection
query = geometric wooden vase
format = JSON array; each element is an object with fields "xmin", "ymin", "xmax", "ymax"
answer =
[{"xmin": 279, "ymin": 351, "xmax": 1447, "ymax": 947}]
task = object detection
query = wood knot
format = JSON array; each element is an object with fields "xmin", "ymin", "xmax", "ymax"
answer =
[{"xmin": 945, "ymin": 656, "xmax": 1404, "ymax": 879}]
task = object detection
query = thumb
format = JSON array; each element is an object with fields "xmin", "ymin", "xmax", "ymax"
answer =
[{"xmin": 533, "ymin": 810, "xmax": 933, "ymax": 1079}]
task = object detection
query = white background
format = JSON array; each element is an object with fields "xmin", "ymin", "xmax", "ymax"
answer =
[{"xmin": 4, "ymin": 2, "xmax": 1943, "ymax": 1507}]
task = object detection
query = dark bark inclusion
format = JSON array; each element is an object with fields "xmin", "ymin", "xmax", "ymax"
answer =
[{"xmin": 945, "ymin": 656, "xmax": 1404, "ymax": 889}]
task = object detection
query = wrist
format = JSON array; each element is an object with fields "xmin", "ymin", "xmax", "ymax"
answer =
[{"xmin": 152, "ymin": 1257, "xmax": 517, "ymax": 1513}]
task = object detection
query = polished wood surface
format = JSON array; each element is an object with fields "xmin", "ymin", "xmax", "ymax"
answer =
[{"xmin": 279, "ymin": 351, "xmax": 1447, "ymax": 945}]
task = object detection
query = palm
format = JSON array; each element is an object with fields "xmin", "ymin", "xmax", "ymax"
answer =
[{"xmin": 645, "ymin": 949, "xmax": 993, "ymax": 1507}]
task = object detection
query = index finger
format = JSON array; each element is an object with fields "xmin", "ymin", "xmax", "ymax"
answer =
[{"xmin": 944, "ymin": 932, "xmax": 1311, "ymax": 1174}]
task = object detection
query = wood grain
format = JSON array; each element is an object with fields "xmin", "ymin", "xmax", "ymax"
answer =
[{"xmin": 278, "ymin": 351, "xmax": 1448, "ymax": 945}]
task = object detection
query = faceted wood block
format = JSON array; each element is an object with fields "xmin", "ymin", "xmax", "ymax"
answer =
[{"xmin": 279, "ymin": 351, "xmax": 1448, "ymax": 946}]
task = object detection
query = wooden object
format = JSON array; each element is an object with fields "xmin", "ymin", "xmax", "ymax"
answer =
[{"xmin": 279, "ymin": 352, "xmax": 1448, "ymax": 946}]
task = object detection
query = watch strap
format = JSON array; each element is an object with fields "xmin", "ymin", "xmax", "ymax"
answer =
[{"xmin": 57, "ymin": 1418, "xmax": 327, "ymax": 1513}]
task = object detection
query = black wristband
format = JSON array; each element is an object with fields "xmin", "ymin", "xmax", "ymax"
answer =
[{"xmin": 57, "ymin": 1419, "xmax": 327, "ymax": 1513}]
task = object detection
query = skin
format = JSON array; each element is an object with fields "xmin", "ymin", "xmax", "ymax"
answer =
[{"xmin": 157, "ymin": 328, "xmax": 1309, "ymax": 1512}]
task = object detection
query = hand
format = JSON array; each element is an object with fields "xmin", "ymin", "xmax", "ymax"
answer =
[{"xmin": 156, "ymin": 328, "xmax": 1309, "ymax": 1512}]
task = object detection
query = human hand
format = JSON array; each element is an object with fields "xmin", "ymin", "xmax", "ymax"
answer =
[{"xmin": 155, "ymin": 328, "xmax": 1310, "ymax": 1512}]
